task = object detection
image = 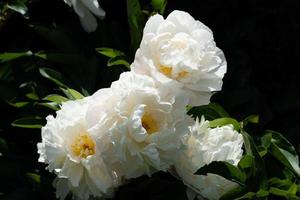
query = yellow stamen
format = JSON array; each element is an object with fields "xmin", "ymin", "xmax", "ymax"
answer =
[
  {"xmin": 71, "ymin": 133, "xmax": 95, "ymax": 158},
  {"xmin": 159, "ymin": 66, "xmax": 172, "ymax": 77},
  {"xmin": 177, "ymin": 70, "xmax": 189, "ymax": 79},
  {"xmin": 159, "ymin": 65, "xmax": 189, "ymax": 79},
  {"xmin": 142, "ymin": 112, "xmax": 159, "ymax": 135}
]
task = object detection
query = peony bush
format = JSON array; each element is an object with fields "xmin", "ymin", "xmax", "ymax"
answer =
[{"xmin": 1, "ymin": 1, "xmax": 300, "ymax": 200}]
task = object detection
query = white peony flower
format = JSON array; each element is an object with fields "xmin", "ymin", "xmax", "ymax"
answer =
[
  {"xmin": 37, "ymin": 97, "xmax": 120, "ymax": 200},
  {"xmin": 63, "ymin": 0, "xmax": 105, "ymax": 32},
  {"xmin": 86, "ymin": 72, "xmax": 191, "ymax": 179},
  {"xmin": 175, "ymin": 117, "xmax": 244, "ymax": 200},
  {"xmin": 132, "ymin": 10, "xmax": 227, "ymax": 106}
]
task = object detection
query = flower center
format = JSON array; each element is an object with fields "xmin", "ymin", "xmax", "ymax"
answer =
[
  {"xmin": 159, "ymin": 65, "xmax": 189, "ymax": 79},
  {"xmin": 159, "ymin": 66, "xmax": 172, "ymax": 77},
  {"xmin": 71, "ymin": 133, "xmax": 95, "ymax": 158},
  {"xmin": 142, "ymin": 112, "xmax": 159, "ymax": 134},
  {"xmin": 177, "ymin": 70, "xmax": 189, "ymax": 78}
]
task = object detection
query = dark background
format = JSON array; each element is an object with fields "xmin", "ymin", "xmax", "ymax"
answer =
[{"xmin": 0, "ymin": 0, "xmax": 300, "ymax": 199}]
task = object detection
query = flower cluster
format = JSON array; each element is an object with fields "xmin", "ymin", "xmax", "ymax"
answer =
[{"xmin": 37, "ymin": 10, "xmax": 244, "ymax": 200}]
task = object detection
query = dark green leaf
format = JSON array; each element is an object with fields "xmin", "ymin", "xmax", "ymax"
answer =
[
  {"xmin": 43, "ymin": 94, "xmax": 68, "ymax": 104},
  {"xmin": 235, "ymin": 192, "xmax": 256, "ymax": 199},
  {"xmin": 0, "ymin": 51, "xmax": 32, "ymax": 63},
  {"xmin": 0, "ymin": 63, "xmax": 13, "ymax": 81},
  {"xmin": 19, "ymin": 81, "xmax": 40, "ymax": 100},
  {"xmin": 268, "ymin": 177, "xmax": 294, "ymax": 191},
  {"xmin": 209, "ymin": 117, "xmax": 241, "ymax": 131},
  {"xmin": 195, "ymin": 161, "xmax": 246, "ymax": 185},
  {"xmin": 257, "ymin": 146, "xmax": 268, "ymax": 157},
  {"xmin": 268, "ymin": 187, "xmax": 300, "ymax": 199},
  {"xmin": 256, "ymin": 189, "xmax": 269, "ymax": 198},
  {"xmin": 151, "ymin": 0, "xmax": 167, "ymax": 14},
  {"xmin": 242, "ymin": 115, "xmax": 259, "ymax": 128},
  {"xmin": 187, "ymin": 102, "xmax": 230, "ymax": 120},
  {"xmin": 96, "ymin": 48, "xmax": 130, "ymax": 69},
  {"xmin": 241, "ymin": 130, "xmax": 267, "ymax": 189},
  {"xmin": 11, "ymin": 116, "xmax": 44, "ymax": 129},
  {"xmin": 6, "ymin": 1, "xmax": 28, "ymax": 16},
  {"xmin": 262, "ymin": 131, "xmax": 300, "ymax": 177},
  {"xmin": 37, "ymin": 102, "xmax": 60, "ymax": 111},
  {"xmin": 39, "ymin": 67, "xmax": 70, "ymax": 88},
  {"xmin": 8, "ymin": 101, "xmax": 30, "ymax": 108},
  {"xmin": 127, "ymin": 0, "xmax": 146, "ymax": 53},
  {"xmin": 270, "ymin": 143, "xmax": 300, "ymax": 177},
  {"xmin": 96, "ymin": 48, "xmax": 126, "ymax": 58},
  {"xmin": 26, "ymin": 92, "xmax": 39, "ymax": 100},
  {"xmin": 107, "ymin": 55, "xmax": 130, "ymax": 69},
  {"xmin": 238, "ymin": 155, "xmax": 254, "ymax": 171},
  {"xmin": 263, "ymin": 130, "xmax": 298, "ymax": 156},
  {"xmin": 288, "ymin": 183, "xmax": 298, "ymax": 195},
  {"xmin": 61, "ymin": 88, "xmax": 85, "ymax": 100},
  {"xmin": 26, "ymin": 173, "xmax": 41, "ymax": 184},
  {"xmin": 0, "ymin": 137, "xmax": 8, "ymax": 153},
  {"xmin": 220, "ymin": 186, "xmax": 248, "ymax": 200}
]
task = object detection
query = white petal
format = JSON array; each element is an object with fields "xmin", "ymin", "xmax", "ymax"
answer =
[
  {"xmin": 80, "ymin": 0, "xmax": 106, "ymax": 18},
  {"xmin": 53, "ymin": 178, "xmax": 70, "ymax": 200},
  {"xmin": 79, "ymin": 10, "xmax": 98, "ymax": 32},
  {"xmin": 143, "ymin": 14, "xmax": 164, "ymax": 34},
  {"xmin": 59, "ymin": 159, "xmax": 83, "ymax": 187},
  {"xmin": 71, "ymin": 0, "xmax": 85, "ymax": 17}
]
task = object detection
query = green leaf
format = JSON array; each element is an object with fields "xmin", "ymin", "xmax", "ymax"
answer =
[
  {"xmin": 107, "ymin": 56, "xmax": 130, "ymax": 69},
  {"xmin": 209, "ymin": 117, "xmax": 241, "ymax": 131},
  {"xmin": 8, "ymin": 101, "xmax": 30, "ymax": 108},
  {"xmin": 127, "ymin": 0, "xmax": 146, "ymax": 53},
  {"xmin": 268, "ymin": 187, "xmax": 300, "ymax": 199},
  {"xmin": 0, "ymin": 51, "xmax": 32, "ymax": 63},
  {"xmin": 269, "ymin": 187, "xmax": 287, "ymax": 197},
  {"xmin": 242, "ymin": 115, "xmax": 259, "ymax": 128},
  {"xmin": 288, "ymin": 183, "xmax": 298, "ymax": 195},
  {"xmin": 256, "ymin": 189, "xmax": 269, "ymax": 198},
  {"xmin": 220, "ymin": 186, "xmax": 248, "ymax": 200},
  {"xmin": 43, "ymin": 94, "xmax": 68, "ymax": 104},
  {"xmin": 264, "ymin": 130, "xmax": 298, "ymax": 156},
  {"xmin": 268, "ymin": 177, "xmax": 293, "ymax": 190},
  {"xmin": 235, "ymin": 192, "xmax": 256, "ymax": 199},
  {"xmin": 96, "ymin": 48, "xmax": 126, "ymax": 58},
  {"xmin": 6, "ymin": 1, "xmax": 28, "ymax": 16},
  {"xmin": 257, "ymin": 146, "xmax": 268, "ymax": 157},
  {"xmin": 241, "ymin": 130, "xmax": 267, "ymax": 189},
  {"xmin": 37, "ymin": 102, "xmax": 60, "ymax": 111},
  {"xmin": 0, "ymin": 63, "xmax": 13, "ymax": 81},
  {"xmin": 151, "ymin": 0, "xmax": 167, "ymax": 14},
  {"xmin": 262, "ymin": 130, "xmax": 300, "ymax": 177},
  {"xmin": 26, "ymin": 92, "xmax": 39, "ymax": 100},
  {"xmin": 26, "ymin": 173, "xmax": 41, "ymax": 184},
  {"xmin": 39, "ymin": 67, "xmax": 70, "ymax": 88},
  {"xmin": 187, "ymin": 102, "xmax": 230, "ymax": 120},
  {"xmin": 270, "ymin": 143, "xmax": 300, "ymax": 177},
  {"xmin": 11, "ymin": 117, "xmax": 44, "ymax": 129},
  {"xmin": 19, "ymin": 81, "xmax": 40, "ymax": 100},
  {"xmin": 61, "ymin": 88, "xmax": 85, "ymax": 100},
  {"xmin": 96, "ymin": 48, "xmax": 130, "ymax": 69},
  {"xmin": 0, "ymin": 137, "xmax": 8, "ymax": 153},
  {"xmin": 195, "ymin": 161, "xmax": 246, "ymax": 185},
  {"xmin": 238, "ymin": 155, "xmax": 255, "ymax": 171}
]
